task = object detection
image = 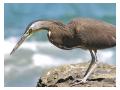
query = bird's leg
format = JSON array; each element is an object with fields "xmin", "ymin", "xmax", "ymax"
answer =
[
  {"xmin": 81, "ymin": 53, "xmax": 98, "ymax": 83},
  {"xmin": 83, "ymin": 50, "xmax": 96, "ymax": 77},
  {"xmin": 71, "ymin": 50, "xmax": 98, "ymax": 86}
]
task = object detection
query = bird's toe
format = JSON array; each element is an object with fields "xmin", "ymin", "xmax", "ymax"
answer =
[{"xmin": 70, "ymin": 79, "xmax": 87, "ymax": 86}]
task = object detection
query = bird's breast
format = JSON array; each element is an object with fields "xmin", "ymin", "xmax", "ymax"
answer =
[
  {"xmin": 48, "ymin": 36, "xmax": 72, "ymax": 50},
  {"xmin": 50, "ymin": 39, "xmax": 72, "ymax": 50}
]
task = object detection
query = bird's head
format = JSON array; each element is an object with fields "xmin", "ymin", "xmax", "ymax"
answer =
[{"xmin": 10, "ymin": 20, "xmax": 51, "ymax": 55}]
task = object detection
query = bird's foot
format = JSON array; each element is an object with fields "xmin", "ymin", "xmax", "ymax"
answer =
[{"xmin": 70, "ymin": 78, "xmax": 87, "ymax": 86}]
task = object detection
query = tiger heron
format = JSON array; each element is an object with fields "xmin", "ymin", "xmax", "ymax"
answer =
[{"xmin": 10, "ymin": 18, "xmax": 116, "ymax": 86}]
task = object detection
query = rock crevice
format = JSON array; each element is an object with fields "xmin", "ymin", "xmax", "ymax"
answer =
[{"xmin": 36, "ymin": 62, "xmax": 116, "ymax": 87}]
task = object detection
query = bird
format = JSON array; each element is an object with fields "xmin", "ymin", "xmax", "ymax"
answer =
[{"xmin": 10, "ymin": 18, "xmax": 116, "ymax": 86}]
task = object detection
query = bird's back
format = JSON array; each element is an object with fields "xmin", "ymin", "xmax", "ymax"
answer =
[{"xmin": 67, "ymin": 18, "xmax": 116, "ymax": 49}]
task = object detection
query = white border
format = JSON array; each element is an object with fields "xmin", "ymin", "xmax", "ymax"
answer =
[
  {"xmin": 4, "ymin": 0, "xmax": 116, "ymax": 3},
  {"xmin": 1, "ymin": 0, "xmax": 120, "ymax": 90},
  {"xmin": 3, "ymin": 87, "xmax": 119, "ymax": 90},
  {"xmin": 116, "ymin": 0, "xmax": 120, "ymax": 88},
  {"xmin": 0, "ymin": 0, "xmax": 4, "ymax": 88}
]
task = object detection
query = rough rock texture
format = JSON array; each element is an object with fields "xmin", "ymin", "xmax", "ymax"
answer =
[{"xmin": 36, "ymin": 62, "xmax": 116, "ymax": 87}]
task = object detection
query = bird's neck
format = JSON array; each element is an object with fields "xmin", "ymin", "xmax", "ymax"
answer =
[
  {"xmin": 48, "ymin": 24, "xmax": 74, "ymax": 38},
  {"xmin": 39, "ymin": 20, "xmax": 74, "ymax": 38},
  {"xmin": 45, "ymin": 21, "xmax": 73, "ymax": 35}
]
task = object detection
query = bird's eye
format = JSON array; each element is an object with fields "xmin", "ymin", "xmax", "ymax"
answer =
[{"xmin": 28, "ymin": 29, "xmax": 32, "ymax": 35}]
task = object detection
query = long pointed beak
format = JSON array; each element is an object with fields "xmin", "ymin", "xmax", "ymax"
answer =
[{"xmin": 10, "ymin": 33, "xmax": 30, "ymax": 55}]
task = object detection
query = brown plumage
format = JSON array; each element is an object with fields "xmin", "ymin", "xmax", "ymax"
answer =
[
  {"xmin": 10, "ymin": 18, "xmax": 116, "ymax": 85},
  {"xmin": 67, "ymin": 18, "xmax": 116, "ymax": 49}
]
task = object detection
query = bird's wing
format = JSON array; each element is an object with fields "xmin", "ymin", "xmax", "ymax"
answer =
[{"xmin": 67, "ymin": 18, "xmax": 116, "ymax": 49}]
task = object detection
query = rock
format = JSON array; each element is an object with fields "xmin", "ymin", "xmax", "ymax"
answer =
[{"xmin": 36, "ymin": 62, "xmax": 116, "ymax": 87}]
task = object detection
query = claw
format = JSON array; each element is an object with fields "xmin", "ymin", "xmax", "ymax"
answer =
[{"xmin": 70, "ymin": 79, "xmax": 87, "ymax": 86}]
